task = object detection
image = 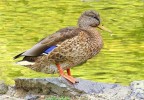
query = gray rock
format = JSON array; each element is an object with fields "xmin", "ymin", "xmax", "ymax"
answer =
[
  {"xmin": 126, "ymin": 80, "xmax": 144, "ymax": 100},
  {"xmin": 0, "ymin": 78, "xmax": 143, "ymax": 100},
  {"xmin": 96, "ymin": 86, "xmax": 130, "ymax": 100},
  {"xmin": 0, "ymin": 95, "xmax": 24, "ymax": 100},
  {"xmin": 6, "ymin": 86, "xmax": 27, "ymax": 98},
  {"xmin": 14, "ymin": 77, "xmax": 129, "ymax": 97},
  {"xmin": 0, "ymin": 81, "xmax": 8, "ymax": 94},
  {"xmin": 25, "ymin": 95, "xmax": 39, "ymax": 100}
]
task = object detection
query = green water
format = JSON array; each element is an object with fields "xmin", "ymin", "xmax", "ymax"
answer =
[{"xmin": 0, "ymin": 0, "xmax": 144, "ymax": 85}]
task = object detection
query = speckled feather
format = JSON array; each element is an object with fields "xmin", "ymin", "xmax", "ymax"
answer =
[{"xmin": 14, "ymin": 10, "xmax": 103, "ymax": 74}]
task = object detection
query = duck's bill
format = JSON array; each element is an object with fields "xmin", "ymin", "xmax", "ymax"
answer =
[{"xmin": 97, "ymin": 24, "xmax": 112, "ymax": 33}]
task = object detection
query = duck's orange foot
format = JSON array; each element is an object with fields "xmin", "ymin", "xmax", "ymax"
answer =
[
  {"xmin": 61, "ymin": 74, "xmax": 78, "ymax": 84},
  {"xmin": 56, "ymin": 64, "xmax": 78, "ymax": 84}
]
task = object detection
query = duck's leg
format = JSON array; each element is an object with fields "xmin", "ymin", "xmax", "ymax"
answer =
[
  {"xmin": 56, "ymin": 64, "xmax": 76, "ymax": 84},
  {"xmin": 67, "ymin": 68, "xmax": 79, "ymax": 83},
  {"xmin": 67, "ymin": 68, "xmax": 71, "ymax": 76}
]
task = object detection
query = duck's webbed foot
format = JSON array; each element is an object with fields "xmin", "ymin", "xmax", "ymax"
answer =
[{"xmin": 56, "ymin": 64, "xmax": 78, "ymax": 84}]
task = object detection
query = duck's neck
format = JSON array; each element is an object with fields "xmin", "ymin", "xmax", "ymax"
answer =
[
  {"xmin": 79, "ymin": 25, "xmax": 102, "ymax": 39},
  {"xmin": 79, "ymin": 25, "xmax": 103, "ymax": 53},
  {"xmin": 79, "ymin": 25, "xmax": 98, "ymax": 34}
]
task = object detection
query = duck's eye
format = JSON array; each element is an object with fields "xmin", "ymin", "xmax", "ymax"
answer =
[
  {"xmin": 93, "ymin": 16, "xmax": 99, "ymax": 21},
  {"xmin": 93, "ymin": 16, "xmax": 97, "ymax": 19}
]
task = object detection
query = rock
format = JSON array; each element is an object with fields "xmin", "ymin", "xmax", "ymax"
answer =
[
  {"xmin": 0, "ymin": 78, "xmax": 144, "ymax": 100},
  {"xmin": 14, "ymin": 77, "xmax": 129, "ymax": 97},
  {"xmin": 0, "ymin": 94, "xmax": 24, "ymax": 100},
  {"xmin": 95, "ymin": 86, "xmax": 130, "ymax": 100},
  {"xmin": 6, "ymin": 86, "xmax": 27, "ymax": 98},
  {"xmin": 0, "ymin": 81, "xmax": 8, "ymax": 94},
  {"xmin": 25, "ymin": 95, "xmax": 40, "ymax": 100},
  {"xmin": 126, "ymin": 80, "xmax": 144, "ymax": 99}
]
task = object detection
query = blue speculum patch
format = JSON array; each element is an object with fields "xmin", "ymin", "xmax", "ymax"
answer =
[{"xmin": 44, "ymin": 46, "xmax": 57, "ymax": 54}]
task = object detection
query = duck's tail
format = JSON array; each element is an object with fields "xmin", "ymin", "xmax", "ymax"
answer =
[
  {"xmin": 13, "ymin": 52, "xmax": 24, "ymax": 59},
  {"xmin": 15, "ymin": 56, "xmax": 37, "ymax": 66},
  {"xmin": 16, "ymin": 60, "xmax": 35, "ymax": 66}
]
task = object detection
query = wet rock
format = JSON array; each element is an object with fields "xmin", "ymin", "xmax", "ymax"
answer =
[{"xmin": 0, "ymin": 81, "xmax": 8, "ymax": 94}]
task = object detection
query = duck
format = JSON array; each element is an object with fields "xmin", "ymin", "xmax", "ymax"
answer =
[{"xmin": 14, "ymin": 10, "xmax": 111, "ymax": 84}]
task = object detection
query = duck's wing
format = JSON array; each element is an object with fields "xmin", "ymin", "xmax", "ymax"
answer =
[{"xmin": 14, "ymin": 27, "xmax": 80, "ymax": 59}]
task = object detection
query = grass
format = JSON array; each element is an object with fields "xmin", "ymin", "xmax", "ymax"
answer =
[{"xmin": 45, "ymin": 96, "xmax": 70, "ymax": 100}]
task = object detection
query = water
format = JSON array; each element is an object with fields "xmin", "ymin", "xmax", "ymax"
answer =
[{"xmin": 0, "ymin": 0, "xmax": 143, "ymax": 85}]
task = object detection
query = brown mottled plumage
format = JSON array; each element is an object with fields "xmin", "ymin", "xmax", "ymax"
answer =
[{"xmin": 14, "ymin": 10, "xmax": 111, "ymax": 83}]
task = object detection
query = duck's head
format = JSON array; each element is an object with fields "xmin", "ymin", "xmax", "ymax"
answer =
[{"xmin": 78, "ymin": 10, "xmax": 111, "ymax": 33}]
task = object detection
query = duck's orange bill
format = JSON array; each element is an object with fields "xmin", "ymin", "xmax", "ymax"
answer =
[{"xmin": 98, "ymin": 24, "xmax": 112, "ymax": 34}]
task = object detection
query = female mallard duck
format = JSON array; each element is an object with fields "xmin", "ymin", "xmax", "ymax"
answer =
[{"xmin": 14, "ymin": 10, "xmax": 111, "ymax": 83}]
